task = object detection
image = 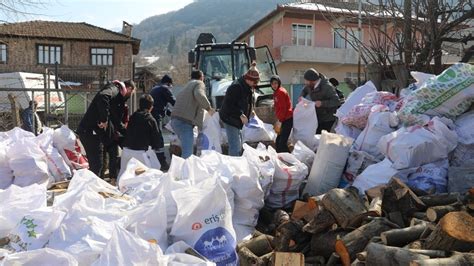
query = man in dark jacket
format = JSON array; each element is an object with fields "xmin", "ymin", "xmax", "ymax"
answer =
[
  {"xmin": 120, "ymin": 94, "xmax": 162, "ymax": 174},
  {"xmin": 300, "ymin": 68, "xmax": 340, "ymax": 134},
  {"xmin": 219, "ymin": 63, "xmax": 259, "ymax": 156},
  {"xmin": 77, "ymin": 79, "xmax": 135, "ymax": 179},
  {"xmin": 22, "ymin": 100, "xmax": 42, "ymax": 136},
  {"xmin": 149, "ymin": 74, "xmax": 175, "ymax": 170}
]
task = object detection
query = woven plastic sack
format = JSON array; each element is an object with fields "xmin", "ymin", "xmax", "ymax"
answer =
[{"xmin": 398, "ymin": 63, "xmax": 474, "ymax": 125}]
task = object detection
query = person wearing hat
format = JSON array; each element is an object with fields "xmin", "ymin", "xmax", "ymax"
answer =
[
  {"xmin": 300, "ymin": 68, "xmax": 340, "ymax": 134},
  {"xmin": 270, "ymin": 75, "xmax": 293, "ymax": 153},
  {"xmin": 171, "ymin": 70, "xmax": 215, "ymax": 159},
  {"xmin": 329, "ymin": 77, "xmax": 345, "ymax": 105},
  {"xmin": 77, "ymin": 79, "xmax": 136, "ymax": 179},
  {"xmin": 219, "ymin": 62, "xmax": 259, "ymax": 156},
  {"xmin": 149, "ymin": 74, "xmax": 175, "ymax": 170}
]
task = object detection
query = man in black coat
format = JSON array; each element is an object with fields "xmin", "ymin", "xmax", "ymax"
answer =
[
  {"xmin": 219, "ymin": 63, "xmax": 259, "ymax": 156},
  {"xmin": 149, "ymin": 74, "xmax": 175, "ymax": 170},
  {"xmin": 77, "ymin": 80, "xmax": 135, "ymax": 179}
]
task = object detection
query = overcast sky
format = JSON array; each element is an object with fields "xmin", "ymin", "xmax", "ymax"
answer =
[{"xmin": 0, "ymin": 0, "xmax": 193, "ymax": 30}]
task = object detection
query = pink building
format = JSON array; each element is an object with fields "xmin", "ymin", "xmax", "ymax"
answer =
[{"xmin": 236, "ymin": 1, "xmax": 396, "ymax": 86}]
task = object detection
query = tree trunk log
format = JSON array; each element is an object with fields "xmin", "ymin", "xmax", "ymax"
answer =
[
  {"xmin": 350, "ymin": 258, "xmax": 365, "ymax": 266},
  {"xmin": 356, "ymin": 251, "xmax": 367, "ymax": 262},
  {"xmin": 335, "ymin": 218, "xmax": 398, "ymax": 261},
  {"xmin": 321, "ymin": 187, "xmax": 368, "ymax": 229},
  {"xmin": 311, "ymin": 229, "xmax": 349, "ymax": 259},
  {"xmin": 408, "ymin": 249, "xmax": 447, "ymax": 258},
  {"xmin": 426, "ymin": 204, "xmax": 463, "ymax": 223},
  {"xmin": 303, "ymin": 208, "xmax": 336, "ymax": 234},
  {"xmin": 410, "ymin": 252, "xmax": 474, "ymax": 266},
  {"xmin": 382, "ymin": 178, "xmax": 426, "ymax": 226},
  {"xmin": 419, "ymin": 193, "xmax": 462, "ymax": 207},
  {"xmin": 366, "ymin": 243, "xmax": 429, "ymax": 266},
  {"xmin": 326, "ymin": 252, "xmax": 341, "ymax": 266},
  {"xmin": 381, "ymin": 223, "xmax": 428, "ymax": 247},
  {"xmin": 412, "ymin": 212, "xmax": 428, "ymax": 221},
  {"xmin": 274, "ymin": 220, "xmax": 310, "ymax": 252},
  {"xmin": 366, "ymin": 63, "xmax": 383, "ymax": 91},
  {"xmin": 424, "ymin": 212, "xmax": 474, "ymax": 252}
]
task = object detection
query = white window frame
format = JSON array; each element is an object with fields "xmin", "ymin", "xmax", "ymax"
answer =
[
  {"xmin": 333, "ymin": 28, "xmax": 346, "ymax": 49},
  {"xmin": 91, "ymin": 47, "xmax": 114, "ymax": 66},
  {"xmin": 292, "ymin": 24, "xmax": 313, "ymax": 46},
  {"xmin": 37, "ymin": 44, "xmax": 62, "ymax": 64},
  {"xmin": 333, "ymin": 27, "xmax": 363, "ymax": 49},
  {"xmin": 0, "ymin": 44, "xmax": 7, "ymax": 63}
]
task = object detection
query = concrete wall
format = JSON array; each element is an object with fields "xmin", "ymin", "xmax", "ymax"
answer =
[{"xmin": 0, "ymin": 37, "xmax": 134, "ymax": 81}]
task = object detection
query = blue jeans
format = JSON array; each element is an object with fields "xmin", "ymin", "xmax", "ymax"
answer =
[
  {"xmin": 224, "ymin": 122, "xmax": 242, "ymax": 156},
  {"xmin": 171, "ymin": 118, "xmax": 194, "ymax": 159}
]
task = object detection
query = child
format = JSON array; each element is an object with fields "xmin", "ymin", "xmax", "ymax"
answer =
[
  {"xmin": 270, "ymin": 75, "xmax": 293, "ymax": 153},
  {"xmin": 119, "ymin": 94, "xmax": 163, "ymax": 177}
]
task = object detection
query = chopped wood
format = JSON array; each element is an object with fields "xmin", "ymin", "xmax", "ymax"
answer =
[
  {"xmin": 134, "ymin": 167, "xmax": 147, "ymax": 176},
  {"xmin": 335, "ymin": 218, "xmax": 397, "ymax": 261},
  {"xmin": 303, "ymin": 208, "xmax": 336, "ymax": 234},
  {"xmin": 326, "ymin": 253, "xmax": 341, "ymax": 266},
  {"xmin": 350, "ymin": 259, "xmax": 365, "ymax": 266},
  {"xmin": 291, "ymin": 199, "xmax": 318, "ymax": 222},
  {"xmin": 237, "ymin": 234, "xmax": 274, "ymax": 256},
  {"xmin": 305, "ymin": 256, "xmax": 325, "ymax": 265},
  {"xmin": 366, "ymin": 243, "xmax": 429, "ymax": 265},
  {"xmin": 404, "ymin": 240, "xmax": 423, "ymax": 249},
  {"xmin": 419, "ymin": 193, "xmax": 462, "ymax": 207},
  {"xmin": 426, "ymin": 204, "xmax": 463, "ymax": 223},
  {"xmin": 274, "ymin": 220, "xmax": 309, "ymax": 252},
  {"xmin": 412, "ymin": 212, "xmax": 428, "ymax": 221},
  {"xmin": 238, "ymin": 247, "xmax": 264, "ymax": 266},
  {"xmin": 367, "ymin": 197, "xmax": 382, "ymax": 217},
  {"xmin": 410, "ymin": 252, "xmax": 474, "ymax": 266},
  {"xmin": 311, "ymin": 229, "xmax": 349, "ymax": 259},
  {"xmin": 381, "ymin": 223, "xmax": 428, "ymax": 247},
  {"xmin": 321, "ymin": 187, "xmax": 368, "ymax": 229},
  {"xmin": 356, "ymin": 251, "xmax": 367, "ymax": 262},
  {"xmin": 273, "ymin": 210, "xmax": 290, "ymax": 227},
  {"xmin": 424, "ymin": 211, "xmax": 474, "ymax": 252},
  {"xmin": 271, "ymin": 252, "xmax": 304, "ymax": 266},
  {"xmin": 410, "ymin": 218, "xmax": 429, "ymax": 226},
  {"xmin": 382, "ymin": 178, "xmax": 426, "ymax": 226},
  {"xmin": 408, "ymin": 249, "xmax": 448, "ymax": 258},
  {"xmin": 365, "ymin": 185, "xmax": 386, "ymax": 200}
]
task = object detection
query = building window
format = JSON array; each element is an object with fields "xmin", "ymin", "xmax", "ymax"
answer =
[
  {"xmin": 249, "ymin": 35, "xmax": 255, "ymax": 47},
  {"xmin": 0, "ymin": 44, "xmax": 6, "ymax": 63},
  {"xmin": 292, "ymin": 24, "xmax": 312, "ymax": 46},
  {"xmin": 91, "ymin": 48, "xmax": 113, "ymax": 66},
  {"xmin": 38, "ymin": 45, "xmax": 62, "ymax": 64},
  {"xmin": 333, "ymin": 28, "xmax": 362, "ymax": 49},
  {"xmin": 292, "ymin": 70, "xmax": 306, "ymax": 84},
  {"xmin": 334, "ymin": 28, "xmax": 345, "ymax": 49},
  {"xmin": 346, "ymin": 72, "xmax": 359, "ymax": 83}
]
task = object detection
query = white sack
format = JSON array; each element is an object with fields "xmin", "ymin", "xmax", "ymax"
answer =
[
  {"xmin": 292, "ymin": 140, "xmax": 315, "ymax": 169},
  {"xmin": 242, "ymin": 143, "xmax": 275, "ymax": 198},
  {"xmin": 378, "ymin": 117, "xmax": 458, "ymax": 169},
  {"xmin": 0, "ymin": 140, "xmax": 13, "ymax": 189},
  {"xmin": 91, "ymin": 225, "xmax": 163, "ymax": 266},
  {"xmin": 0, "ymin": 184, "xmax": 47, "ymax": 238},
  {"xmin": 8, "ymin": 138, "xmax": 50, "ymax": 187},
  {"xmin": 292, "ymin": 98, "xmax": 318, "ymax": 148},
  {"xmin": 407, "ymin": 159, "xmax": 449, "ymax": 194},
  {"xmin": 170, "ymin": 178, "xmax": 238, "ymax": 266},
  {"xmin": 342, "ymin": 150, "xmax": 380, "ymax": 185},
  {"xmin": 198, "ymin": 111, "xmax": 222, "ymax": 153},
  {"xmin": 118, "ymin": 147, "xmax": 161, "ymax": 178},
  {"xmin": 53, "ymin": 125, "xmax": 77, "ymax": 151},
  {"xmin": 353, "ymin": 111, "xmax": 399, "ymax": 159},
  {"xmin": 0, "ymin": 248, "xmax": 78, "ymax": 266},
  {"xmin": 242, "ymin": 115, "xmax": 275, "ymax": 143},
  {"xmin": 37, "ymin": 127, "xmax": 72, "ymax": 182},
  {"xmin": 6, "ymin": 208, "xmax": 65, "ymax": 252},
  {"xmin": 336, "ymin": 80, "xmax": 377, "ymax": 118},
  {"xmin": 451, "ymin": 111, "xmax": 474, "ymax": 167},
  {"xmin": 304, "ymin": 131, "xmax": 353, "ymax": 196}
]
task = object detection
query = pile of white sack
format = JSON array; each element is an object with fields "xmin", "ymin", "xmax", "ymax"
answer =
[
  {"xmin": 0, "ymin": 137, "xmax": 310, "ymax": 265},
  {"xmin": 0, "ymin": 125, "xmax": 89, "ymax": 190},
  {"xmin": 322, "ymin": 62, "xmax": 474, "ymax": 196}
]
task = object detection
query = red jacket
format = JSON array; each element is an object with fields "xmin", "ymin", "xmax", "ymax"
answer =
[{"xmin": 273, "ymin": 87, "xmax": 293, "ymax": 122}]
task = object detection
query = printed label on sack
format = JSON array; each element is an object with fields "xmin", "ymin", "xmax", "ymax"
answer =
[{"xmin": 194, "ymin": 227, "xmax": 237, "ymax": 266}]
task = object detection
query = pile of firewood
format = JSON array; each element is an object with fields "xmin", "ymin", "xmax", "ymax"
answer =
[{"xmin": 238, "ymin": 178, "xmax": 474, "ymax": 266}]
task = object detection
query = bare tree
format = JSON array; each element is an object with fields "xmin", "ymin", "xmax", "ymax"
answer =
[
  {"xmin": 312, "ymin": 0, "xmax": 473, "ymax": 75},
  {"xmin": 0, "ymin": 0, "xmax": 49, "ymax": 22}
]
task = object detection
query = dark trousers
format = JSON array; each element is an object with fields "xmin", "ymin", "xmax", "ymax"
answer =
[
  {"xmin": 78, "ymin": 132, "xmax": 119, "ymax": 179},
  {"xmin": 276, "ymin": 118, "xmax": 293, "ymax": 153},
  {"xmin": 155, "ymin": 119, "xmax": 169, "ymax": 170},
  {"xmin": 316, "ymin": 120, "xmax": 335, "ymax": 134}
]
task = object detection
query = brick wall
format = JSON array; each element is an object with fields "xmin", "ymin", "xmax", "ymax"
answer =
[{"xmin": 0, "ymin": 37, "xmax": 134, "ymax": 81}]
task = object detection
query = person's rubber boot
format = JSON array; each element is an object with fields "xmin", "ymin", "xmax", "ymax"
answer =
[{"xmin": 157, "ymin": 152, "xmax": 169, "ymax": 172}]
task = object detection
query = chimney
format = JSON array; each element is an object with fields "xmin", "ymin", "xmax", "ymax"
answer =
[{"xmin": 122, "ymin": 21, "xmax": 133, "ymax": 37}]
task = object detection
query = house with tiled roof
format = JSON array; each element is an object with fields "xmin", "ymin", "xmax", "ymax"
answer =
[{"xmin": 0, "ymin": 20, "xmax": 140, "ymax": 84}]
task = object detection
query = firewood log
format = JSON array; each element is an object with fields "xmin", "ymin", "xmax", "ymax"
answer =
[
  {"xmin": 366, "ymin": 243, "xmax": 429, "ymax": 265},
  {"xmin": 426, "ymin": 204, "xmax": 463, "ymax": 223},
  {"xmin": 410, "ymin": 252, "xmax": 474, "ymax": 266},
  {"xmin": 303, "ymin": 208, "xmax": 336, "ymax": 234},
  {"xmin": 419, "ymin": 193, "xmax": 462, "ymax": 207},
  {"xmin": 321, "ymin": 187, "xmax": 368, "ymax": 229},
  {"xmin": 424, "ymin": 211, "xmax": 474, "ymax": 252},
  {"xmin": 381, "ymin": 223, "xmax": 428, "ymax": 247}
]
